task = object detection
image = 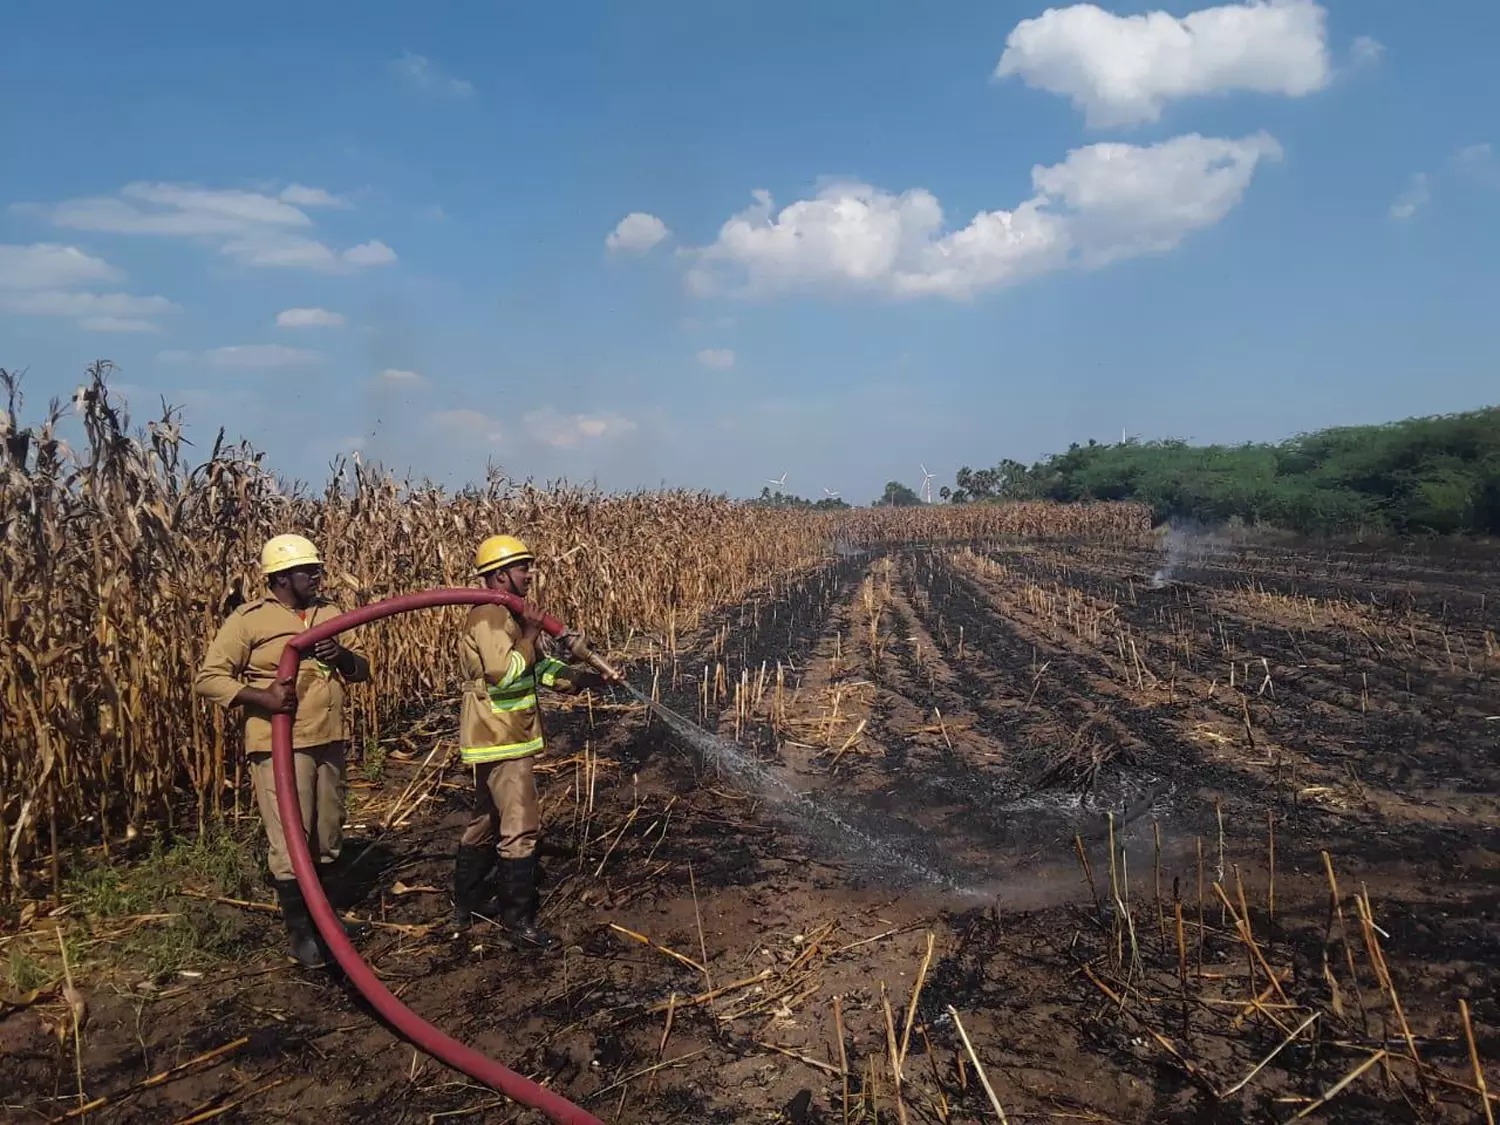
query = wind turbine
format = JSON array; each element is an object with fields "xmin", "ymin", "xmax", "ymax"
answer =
[
  {"xmin": 766, "ymin": 471, "xmax": 788, "ymax": 489},
  {"xmin": 920, "ymin": 463, "xmax": 935, "ymax": 504},
  {"xmin": 822, "ymin": 487, "xmax": 840, "ymax": 499}
]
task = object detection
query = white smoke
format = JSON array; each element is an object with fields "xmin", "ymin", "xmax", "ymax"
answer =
[{"xmin": 1150, "ymin": 519, "xmax": 1232, "ymax": 588}]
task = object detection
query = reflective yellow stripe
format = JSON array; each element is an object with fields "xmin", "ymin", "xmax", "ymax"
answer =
[
  {"xmin": 491, "ymin": 674, "xmax": 535, "ymax": 694},
  {"xmin": 535, "ymin": 657, "xmax": 567, "ymax": 688},
  {"xmin": 460, "ymin": 737, "xmax": 544, "ymax": 764},
  {"xmin": 494, "ymin": 649, "xmax": 527, "ymax": 690},
  {"xmin": 488, "ymin": 691, "xmax": 537, "ymax": 713},
  {"xmin": 488, "ymin": 671, "xmax": 537, "ymax": 713}
]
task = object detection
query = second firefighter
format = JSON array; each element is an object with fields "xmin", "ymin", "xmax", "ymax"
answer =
[{"xmin": 451, "ymin": 534, "xmax": 621, "ymax": 948}]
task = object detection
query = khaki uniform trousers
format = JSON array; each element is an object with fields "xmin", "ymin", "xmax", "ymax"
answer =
[
  {"xmin": 248, "ymin": 742, "xmax": 347, "ymax": 882},
  {"xmin": 459, "ymin": 757, "xmax": 540, "ymax": 860}
]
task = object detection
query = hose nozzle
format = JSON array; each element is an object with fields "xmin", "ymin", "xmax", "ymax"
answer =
[{"xmin": 561, "ymin": 631, "xmax": 626, "ymax": 685}]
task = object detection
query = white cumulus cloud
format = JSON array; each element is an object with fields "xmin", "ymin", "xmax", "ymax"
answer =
[
  {"xmin": 996, "ymin": 0, "xmax": 1332, "ymax": 128},
  {"xmin": 684, "ymin": 132, "xmax": 1281, "ymax": 301},
  {"xmin": 696, "ymin": 348, "xmax": 736, "ymax": 370},
  {"xmin": 14, "ymin": 182, "xmax": 395, "ymax": 275},
  {"xmin": 606, "ymin": 212, "xmax": 670, "ymax": 254},
  {"xmin": 343, "ymin": 240, "xmax": 397, "ymax": 267},
  {"xmin": 276, "ymin": 306, "xmax": 346, "ymax": 328}
]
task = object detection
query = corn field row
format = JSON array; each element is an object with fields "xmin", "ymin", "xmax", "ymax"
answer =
[{"xmin": 0, "ymin": 363, "xmax": 1150, "ymax": 901}]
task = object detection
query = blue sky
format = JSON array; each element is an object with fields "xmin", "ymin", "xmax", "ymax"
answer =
[{"xmin": 2, "ymin": 0, "xmax": 1497, "ymax": 503}]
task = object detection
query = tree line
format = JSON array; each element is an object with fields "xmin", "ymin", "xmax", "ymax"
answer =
[
  {"xmin": 752, "ymin": 487, "xmax": 851, "ymax": 510},
  {"xmin": 947, "ymin": 405, "xmax": 1500, "ymax": 536}
]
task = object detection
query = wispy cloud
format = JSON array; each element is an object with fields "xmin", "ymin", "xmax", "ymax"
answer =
[
  {"xmin": 276, "ymin": 306, "xmax": 345, "ymax": 329},
  {"xmin": 696, "ymin": 348, "xmax": 736, "ymax": 370},
  {"xmin": 1389, "ymin": 173, "xmax": 1431, "ymax": 221},
  {"xmin": 391, "ymin": 52, "xmax": 475, "ymax": 98},
  {"xmin": 84, "ymin": 317, "xmax": 164, "ymax": 333},
  {"xmin": 377, "ymin": 368, "xmax": 426, "ymax": 386},
  {"xmin": 1349, "ymin": 35, "xmax": 1386, "ymax": 70},
  {"xmin": 0, "ymin": 242, "xmax": 174, "ymax": 331},
  {"xmin": 522, "ymin": 407, "xmax": 637, "ymax": 449},
  {"xmin": 1390, "ymin": 142, "xmax": 1498, "ymax": 221},
  {"xmin": 221, "ymin": 235, "xmax": 395, "ymax": 272},
  {"xmin": 4, "ymin": 289, "xmax": 177, "ymax": 323},
  {"xmin": 1454, "ymin": 142, "xmax": 1500, "ymax": 187},
  {"xmin": 161, "ymin": 344, "xmax": 326, "ymax": 370},
  {"xmin": 14, "ymin": 182, "xmax": 396, "ymax": 275},
  {"xmin": 0, "ymin": 242, "xmax": 120, "ymax": 289},
  {"xmin": 278, "ymin": 184, "xmax": 349, "ymax": 209},
  {"xmin": 429, "ymin": 408, "xmax": 505, "ymax": 444}
]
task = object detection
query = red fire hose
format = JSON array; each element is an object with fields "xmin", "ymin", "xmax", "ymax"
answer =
[{"xmin": 270, "ymin": 587, "xmax": 606, "ymax": 1125}]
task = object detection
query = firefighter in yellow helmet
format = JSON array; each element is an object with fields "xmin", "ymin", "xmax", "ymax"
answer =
[
  {"xmin": 451, "ymin": 534, "xmax": 622, "ymax": 949},
  {"xmin": 193, "ymin": 534, "xmax": 371, "ymax": 968}
]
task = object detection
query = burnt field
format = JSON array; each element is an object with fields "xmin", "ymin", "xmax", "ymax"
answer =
[{"xmin": 4, "ymin": 536, "xmax": 1499, "ymax": 1123}]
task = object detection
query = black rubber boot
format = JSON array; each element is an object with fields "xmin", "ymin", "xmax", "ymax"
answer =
[
  {"xmin": 450, "ymin": 844, "xmax": 502, "ymax": 932},
  {"xmin": 317, "ymin": 860, "xmax": 358, "ymax": 937},
  {"xmin": 496, "ymin": 854, "xmax": 559, "ymax": 951},
  {"xmin": 273, "ymin": 879, "xmax": 327, "ymax": 969}
]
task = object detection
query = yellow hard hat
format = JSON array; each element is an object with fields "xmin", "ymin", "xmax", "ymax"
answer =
[
  {"xmin": 260, "ymin": 533, "xmax": 322, "ymax": 576},
  {"xmin": 474, "ymin": 534, "xmax": 534, "ymax": 575}
]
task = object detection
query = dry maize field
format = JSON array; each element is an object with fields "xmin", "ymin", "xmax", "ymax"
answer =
[{"xmin": 2, "ymin": 364, "xmax": 1497, "ymax": 1124}]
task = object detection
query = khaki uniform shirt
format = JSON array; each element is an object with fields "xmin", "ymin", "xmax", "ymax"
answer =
[
  {"xmin": 194, "ymin": 597, "xmax": 367, "ymax": 753},
  {"xmin": 459, "ymin": 605, "xmax": 583, "ymax": 764}
]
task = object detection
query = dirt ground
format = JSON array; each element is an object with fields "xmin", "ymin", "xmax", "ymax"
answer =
[{"xmin": 4, "ymin": 535, "xmax": 1499, "ymax": 1123}]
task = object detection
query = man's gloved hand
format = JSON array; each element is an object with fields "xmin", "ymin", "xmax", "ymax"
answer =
[{"xmin": 312, "ymin": 637, "xmax": 344, "ymax": 664}]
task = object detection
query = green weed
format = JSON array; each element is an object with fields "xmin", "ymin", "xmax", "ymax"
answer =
[
  {"xmin": 6, "ymin": 946, "xmax": 51, "ymax": 993},
  {"xmin": 362, "ymin": 738, "xmax": 389, "ymax": 783},
  {"xmin": 66, "ymin": 826, "xmax": 256, "ymax": 924}
]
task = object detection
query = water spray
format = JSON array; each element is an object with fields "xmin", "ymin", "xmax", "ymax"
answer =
[{"xmin": 614, "ymin": 680, "xmax": 982, "ymax": 896}]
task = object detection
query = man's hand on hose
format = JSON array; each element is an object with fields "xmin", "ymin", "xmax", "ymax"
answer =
[
  {"xmin": 519, "ymin": 601, "xmax": 546, "ymax": 641},
  {"xmin": 241, "ymin": 677, "xmax": 297, "ymax": 714}
]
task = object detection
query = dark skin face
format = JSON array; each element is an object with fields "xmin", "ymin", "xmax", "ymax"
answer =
[
  {"xmin": 270, "ymin": 563, "xmax": 323, "ymax": 611},
  {"xmin": 247, "ymin": 562, "xmax": 367, "ymax": 714},
  {"xmin": 483, "ymin": 560, "xmax": 544, "ymax": 637}
]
